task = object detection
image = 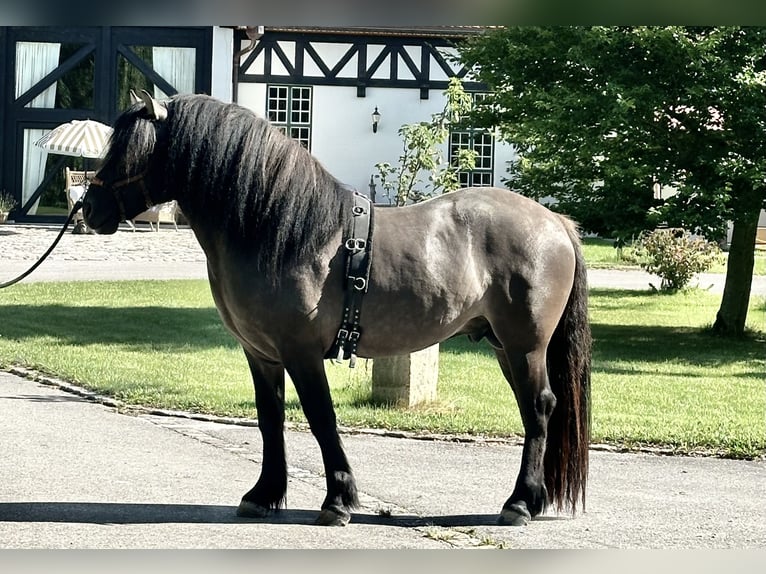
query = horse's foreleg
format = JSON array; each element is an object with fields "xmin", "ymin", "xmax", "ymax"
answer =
[
  {"xmin": 237, "ymin": 351, "xmax": 288, "ymax": 518},
  {"xmin": 495, "ymin": 348, "xmax": 556, "ymax": 526},
  {"xmin": 285, "ymin": 358, "xmax": 358, "ymax": 526}
]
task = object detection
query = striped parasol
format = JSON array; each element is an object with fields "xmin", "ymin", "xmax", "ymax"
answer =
[{"xmin": 34, "ymin": 119, "xmax": 113, "ymax": 159}]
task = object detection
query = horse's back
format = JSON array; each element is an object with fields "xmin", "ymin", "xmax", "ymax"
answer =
[
  {"xmin": 374, "ymin": 187, "xmax": 575, "ymax": 281},
  {"xmin": 379, "ymin": 186, "xmax": 570, "ymax": 240}
]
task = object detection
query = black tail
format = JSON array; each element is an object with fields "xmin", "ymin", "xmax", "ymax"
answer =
[{"xmin": 544, "ymin": 217, "xmax": 592, "ymax": 514}]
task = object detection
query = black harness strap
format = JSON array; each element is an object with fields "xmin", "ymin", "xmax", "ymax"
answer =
[{"xmin": 331, "ymin": 192, "xmax": 374, "ymax": 368}]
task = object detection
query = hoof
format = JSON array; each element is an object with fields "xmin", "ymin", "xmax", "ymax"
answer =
[
  {"xmin": 315, "ymin": 505, "xmax": 351, "ymax": 526},
  {"xmin": 236, "ymin": 499, "xmax": 271, "ymax": 518},
  {"xmin": 498, "ymin": 503, "xmax": 531, "ymax": 526}
]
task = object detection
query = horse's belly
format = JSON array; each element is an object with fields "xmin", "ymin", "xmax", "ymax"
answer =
[{"xmin": 354, "ymin": 287, "xmax": 487, "ymax": 358}]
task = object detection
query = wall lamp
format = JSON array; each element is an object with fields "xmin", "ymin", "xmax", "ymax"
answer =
[{"xmin": 372, "ymin": 107, "xmax": 381, "ymax": 133}]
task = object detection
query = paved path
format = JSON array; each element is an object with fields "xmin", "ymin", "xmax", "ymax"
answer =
[
  {"xmin": 1, "ymin": 223, "xmax": 208, "ymax": 283},
  {"xmin": 2, "ymin": 223, "xmax": 764, "ymax": 294},
  {"xmin": 1, "ymin": 369, "xmax": 764, "ymax": 549}
]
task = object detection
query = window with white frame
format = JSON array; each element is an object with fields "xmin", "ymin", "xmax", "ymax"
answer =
[
  {"xmin": 449, "ymin": 93, "xmax": 494, "ymax": 187},
  {"xmin": 267, "ymin": 85, "xmax": 312, "ymax": 150}
]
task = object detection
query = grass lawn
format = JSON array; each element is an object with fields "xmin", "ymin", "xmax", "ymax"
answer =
[{"xmin": 0, "ymin": 280, "xmax": 763, "ymax": 459}]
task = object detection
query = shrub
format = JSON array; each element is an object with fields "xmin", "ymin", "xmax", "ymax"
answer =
[{"xmin": 634, "ymin": 227, "xmax": 723, "ymax": 291}]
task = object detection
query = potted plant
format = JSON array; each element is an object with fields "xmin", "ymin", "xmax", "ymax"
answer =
[{"xmin": 0, "ymin": 190, "xmax": 17, "ymax": 224}]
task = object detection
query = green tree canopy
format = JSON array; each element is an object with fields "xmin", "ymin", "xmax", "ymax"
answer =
[{"xmin": 459, "ymin": 26, "xmax": 766, "ymax": 336}]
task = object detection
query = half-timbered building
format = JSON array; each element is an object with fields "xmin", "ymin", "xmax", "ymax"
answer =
[{"xmin": 233, "ymin": 26, "xmax": 514, "ymax": 200}]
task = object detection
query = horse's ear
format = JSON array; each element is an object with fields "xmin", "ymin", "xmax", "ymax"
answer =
[
  {"xmin": 138, "ymin": 89, "xmax": 168, "ymax": 122},
  {"xmin": 129, "ymin": 89, "xmax": 141, "ymax": 105}
]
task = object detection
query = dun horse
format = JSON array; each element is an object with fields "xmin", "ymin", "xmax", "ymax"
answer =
[{"xmin": 82, "ymin": 91, "xmax": 591, "ymax": 526}]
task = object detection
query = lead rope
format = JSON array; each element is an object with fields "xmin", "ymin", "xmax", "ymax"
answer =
[{"xmin": 0, "ymin": 200, "xmax": 83, "ymax": 289}]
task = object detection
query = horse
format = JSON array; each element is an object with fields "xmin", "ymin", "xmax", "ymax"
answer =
[{"xmin": 82, "ymin": 91, "xmax": 591, "ymax": 527}]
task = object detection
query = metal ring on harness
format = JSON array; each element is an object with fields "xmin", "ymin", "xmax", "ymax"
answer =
[{"xmin": 351, "ymin": 277, "xmax": 367, "ymax": 291}]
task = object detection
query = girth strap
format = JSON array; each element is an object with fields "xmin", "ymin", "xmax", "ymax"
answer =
[{"xmin": 331, "ymin": 192, "xmax": 374, "ymax": 368}]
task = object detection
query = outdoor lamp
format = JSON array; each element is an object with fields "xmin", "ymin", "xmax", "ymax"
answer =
[{"xmin": 372, "ymin": 107, "xmax": 381, "ymax": 133}]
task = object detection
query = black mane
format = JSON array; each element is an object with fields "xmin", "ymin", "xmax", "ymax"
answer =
[{"xmin": 107, "ymin": 94, "xmax": 353, "ymax": 275}]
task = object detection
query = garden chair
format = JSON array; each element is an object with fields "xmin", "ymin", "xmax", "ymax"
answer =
[
  {"xmin": 64, "ymin": 167, "xmax": 95, "ymax": 234},
  {"xmin": 131, "ymin": 200, "xmax": 180, "ymax": 232}
]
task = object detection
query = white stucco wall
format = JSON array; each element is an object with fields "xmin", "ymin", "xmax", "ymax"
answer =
[
  {"xmin": 236, "ymin": 82, "xmax": 267, "ymax": 116},
  {"xmin": 236, "ymin": 82, "xmax": 516, "ymax": 201},
  {"xmin": 313, "ymin": 86, "xmax": 446, "ymax": 194}
]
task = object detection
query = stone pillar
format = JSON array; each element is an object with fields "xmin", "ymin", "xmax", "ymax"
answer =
[{"xmin": 371, "ymin": 344, "xmax": 439, "ymax": 407}]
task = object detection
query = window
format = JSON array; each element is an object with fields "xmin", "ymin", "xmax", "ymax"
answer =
[
  {"xmin": 267, "ymin": 85, "xmax": 312, "ymax": 149},
  {"xmin": 17, "ymin": 42, "xmax": 198, "ymax": 216},
  {"xmin": 449, "ymin": 93, "xmax": 494, "ymax": 188},
  {"xmin": 15, "ymin": 41, "xmax": 95, "ymax": 111},
  {"xmin": 116, "ymin": 45, "xmax": 197, "ymax": 112}
]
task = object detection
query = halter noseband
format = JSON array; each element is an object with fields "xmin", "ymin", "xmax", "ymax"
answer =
[{"xmin": 89, "ymin": 171, "xmax": 153, "ymax": 222}]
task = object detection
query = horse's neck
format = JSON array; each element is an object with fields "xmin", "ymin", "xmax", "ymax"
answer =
[{"xmin": 180, "ymin": 206, "xmax": 230, "ymax": 261}]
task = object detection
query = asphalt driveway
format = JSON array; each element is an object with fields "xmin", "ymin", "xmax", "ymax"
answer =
[{"xmin": 1, "ymin": 369, "xmax": 763, "ymax": 549}]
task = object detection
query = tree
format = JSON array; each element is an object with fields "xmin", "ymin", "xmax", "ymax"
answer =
[
  {"xmin": 374, "ymin": 77, "xmax": 477, "ymax": 206},
  {"xmin": 458, "ymin": 26, "xmax": 766, "ymax": 336}
]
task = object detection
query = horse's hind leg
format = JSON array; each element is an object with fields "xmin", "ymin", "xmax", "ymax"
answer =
[
  {"xmin": 237, "ymin": 351, "xmax": 288, "ymax": 518},
  {"xmin": 284, "ymin": 357, "xmax": 359, "ymax": 526},
  {"xmin": 495, "ymin": 347, "xmax": 555, "ymax": 526}
]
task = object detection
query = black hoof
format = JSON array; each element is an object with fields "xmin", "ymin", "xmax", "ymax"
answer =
[
  {"xmin": 315, "ymin": 505, "xmax": 351, "ymax": 526},
  {"xmin": 236, "ymin": 499, "xmax": 272, "ymax": 518},
  {"xmin": 498, "ymin": 503, "xmax": 531, "ymax": 526}
]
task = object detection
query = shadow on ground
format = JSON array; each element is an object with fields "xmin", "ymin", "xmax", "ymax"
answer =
[{"xmin": 0, "ymin": 501, "xmax": 552, "ymax": 527}]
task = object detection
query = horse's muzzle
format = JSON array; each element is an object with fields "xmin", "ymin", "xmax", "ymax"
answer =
[{"xmin": 81, "ymin": 193, "xmax": 120, "ymax": 235}]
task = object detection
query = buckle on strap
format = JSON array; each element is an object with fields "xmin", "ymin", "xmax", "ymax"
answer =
[
  {"xmin": 333, "ymin": 326, "xmax": 362, "ymax": 365},
  {"xmin": 334, "ymin": 328, "xmax": 349, "ymax": 362},
  {"xmin": 336, "ymin": 327, "xmax": 361, "ymax": 344}
]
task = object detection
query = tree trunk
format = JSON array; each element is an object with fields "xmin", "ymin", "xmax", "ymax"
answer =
[{"xmin": 712, "ymin": 194, "xmax": 762, "ymax": 337}]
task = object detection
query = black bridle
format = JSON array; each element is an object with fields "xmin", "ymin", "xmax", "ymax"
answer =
[{"xmin": 90, "ymin": 170, "xmax": 154, "ymax": 222}]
